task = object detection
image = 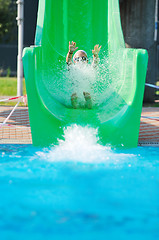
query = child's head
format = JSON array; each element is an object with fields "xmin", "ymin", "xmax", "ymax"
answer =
[{"xmin": 73, "ymin": 50, "xmax": 88, "ymax": 64}]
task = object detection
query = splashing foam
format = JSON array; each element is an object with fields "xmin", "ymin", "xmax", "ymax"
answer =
[
  {"xmin": 42, "ymin": 50, "xmax": 127, "ymax": 108},
  {"xmin": 36, "ymin": 125, "xmax": 135, "ymax": 164}
]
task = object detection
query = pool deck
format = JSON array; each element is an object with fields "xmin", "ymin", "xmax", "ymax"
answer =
[
  {"xmin": 0, "ymin": 105, "xmax": 159, "ymax": 146},
  {"xmin": 138, "ymin": 107, "xmax": 159, "ymax": 146}
]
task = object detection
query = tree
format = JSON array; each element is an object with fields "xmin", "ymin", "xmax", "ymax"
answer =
[{"xmin": 0, "ymin": 0, "xmax": 16, "ymax": 43}]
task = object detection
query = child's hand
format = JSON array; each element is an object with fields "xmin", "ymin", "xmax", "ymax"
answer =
[
  {"xmin": 69, "ymin": 41, "xmax": 78, "ymax": 53},
  {"xmin": 92, "ymin": 44, "xmax": 101, "ymax": 56}
]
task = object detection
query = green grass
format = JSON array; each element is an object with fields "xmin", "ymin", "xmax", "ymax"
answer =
[
  {"xmin": 0, "ymin": 77, "xmax": 27, "ymax": 106},
  {"xmin": 143, "ymin": 102, "xmax": 159, "ymax": 107},
  {"xmin": 0, "ymin": 102, "xmax": 27, "ymax": 106},
  {"xmin": 156, "ymin": 81, "xmax": 159, "ymax": 96},
  {"xmin": 0, "ymin": 77, "xmax": 26, "ymax": 96}
]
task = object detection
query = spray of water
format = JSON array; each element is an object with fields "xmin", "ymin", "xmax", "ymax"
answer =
[
  {"xmin": 35, "ymin": 50, "xmax": 135, "ymax": 163},
  {"xmin": 36, "ymin": 124, "xmax": 135, "ymax": 164},
  {"xmin": 40, "ymin": 49, "xmax": 127, "ymax": 108}
]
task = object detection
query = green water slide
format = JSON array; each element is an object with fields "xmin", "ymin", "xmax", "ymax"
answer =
[{"xmin": 23, "ymin": 0, "xmax": 148, "ymax": 148}]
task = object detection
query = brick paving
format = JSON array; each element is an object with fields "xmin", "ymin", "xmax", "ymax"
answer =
[
  {"xmin": 0, "ymin": 106, "xmax": 159, "ymax": 146},
  {"xmin": 139, "ymin": 107, "xmax": 159, "ymax": 146},
  {"xmin": 0, "ymin": 106, "xmax": 32, "ymax": 144}
]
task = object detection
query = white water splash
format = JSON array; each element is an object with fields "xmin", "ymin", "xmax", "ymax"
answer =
[{"xmin": 36, "ymin": 125, "xmax": 135, "ymax": 164}]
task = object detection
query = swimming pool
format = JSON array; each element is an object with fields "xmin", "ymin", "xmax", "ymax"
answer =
[{"xmin": 0, "ymin": 126, "xmax": 159, "ymax": 240}]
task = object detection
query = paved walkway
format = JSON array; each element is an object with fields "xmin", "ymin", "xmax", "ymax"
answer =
[
  {"xmin": 0, "ymin": 106, "xmax": 159, "ymax": 146},
  {"xmin": 0, "ymin": 106, "xmax": 31, "ymax": 144},
  {"xmin": 138, "ymin": 107, "xmax": 159, "ymax": 146}
]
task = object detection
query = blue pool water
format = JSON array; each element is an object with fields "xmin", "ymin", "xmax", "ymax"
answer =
[{"xmin": 0, "ymin": 126, "xmax": 159, "ymax": 240}]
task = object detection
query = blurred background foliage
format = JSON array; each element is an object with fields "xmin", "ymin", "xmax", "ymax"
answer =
[{"xmin": 0, "ymin": 0, "xmax": 16, "ymax": 43}]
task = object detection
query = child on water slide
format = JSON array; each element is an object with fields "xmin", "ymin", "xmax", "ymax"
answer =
[{"xmin": 66, "ymin": 41, "xmax": 101, "ymax": 109}]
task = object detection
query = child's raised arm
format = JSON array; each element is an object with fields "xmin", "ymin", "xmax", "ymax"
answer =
[
  {"xmin": 66, "ymin": 41, "xmax": 78, "ymax": 65},
  {"xmin": 92, "ymin": 44, "xmax": 101, "ymax": 67}
]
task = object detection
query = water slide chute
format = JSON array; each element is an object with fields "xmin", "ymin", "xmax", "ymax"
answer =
[{"xmin": 22, "ymin": 0, "xmax": 148, "ymax": 148}]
